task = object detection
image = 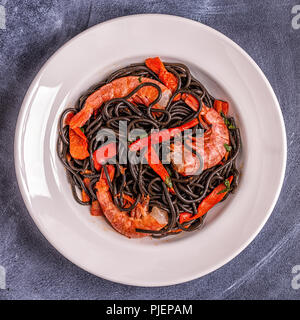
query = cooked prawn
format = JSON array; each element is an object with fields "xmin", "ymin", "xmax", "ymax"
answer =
[
  {"xmin": 170, "ymin": 105, "xmax": 230, "ymax": 176},
  {"xmin": 70, "ymin": 76, "xmax": 172, "ymax": 129},
  {"xmin": 145, "ymin": 57, "xmax": 230, "ymax": 176},
  {"xmin": 95, "ymin": 165, "xmax": 167, "ymax": 238}
]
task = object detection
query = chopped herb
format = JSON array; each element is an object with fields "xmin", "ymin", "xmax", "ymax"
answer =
[
  {"xmin": 220, "ymin": 112, "xmax": 236, "ymax": 129},
  {"xmin": 220, "ymin": 112, "xmax": 230, "ymax": 126},
  {"xmin": 138, "ymin": 76, "xmax": 142, "ymax": 83},
  {"xmin": 217, "ymin": 178, "xmax": 231, "ymax": 195},
  {"xmin": 224, "ymin": 179, "xmax": 231, "ymax": 189},
  {"xmin": 165, "ymin": 176, "xmax": 173, "ymax": 189},
  {"xmin": 220, "ymin": 111, "xmax": 227, "ymax": 121},
  {"xmin": 166, "ymin": 167, "xmax": 173, "ymax": 177},
  {"xmin": 217, "ymin": 188, "xmax": 228, "ymax": 195},
  {"xmin": 80, "ymin": 127, "xmax": 84, "ymax": 133},
  {"xmin": 224, "ymin": 143, "xmax": 232, "ymax": 152}
]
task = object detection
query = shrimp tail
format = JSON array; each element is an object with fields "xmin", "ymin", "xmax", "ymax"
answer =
[{"xmin": 95, "ymin": 165, "xmax": 166, "ymax": 238}]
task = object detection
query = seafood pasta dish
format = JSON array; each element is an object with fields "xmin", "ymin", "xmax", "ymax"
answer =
[{"xmin": 57, "ymin": 57, "xmax": 241, "ymax": 238}]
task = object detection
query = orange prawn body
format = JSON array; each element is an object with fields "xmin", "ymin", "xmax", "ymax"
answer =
[
  {"xmin": 70, "ymin": 76, "xmax": 172, "ymax": 129},
  {"xmin": 171, "ymin": 105, "xmax": 230, "ymax": 176},
  {"xmin": 145, "ymin": 57, "xmax": 230, "ymax": 176},
  {"xmin": 95, "ymin": 165, "xmax": 166, "ymax": 238}
]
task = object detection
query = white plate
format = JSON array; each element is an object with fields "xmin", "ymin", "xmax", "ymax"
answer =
[{"xmin": 14, "ymin": 14, "xmax": 286, "ymax": 286}]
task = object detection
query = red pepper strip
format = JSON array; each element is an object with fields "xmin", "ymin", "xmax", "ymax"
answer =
[
  {"xmin": 69, "ymin": 128, "xmax": 89, "ymax": 160},
  {"xmin": 181, "ymin": 93, "xmax": 199, "ymax": 111},
  {"xmin": 81, "ymin": 177, "xmax": 91, "ymax": 202},
  {"xmin": 93, "ymin": 142, "xmax": 117, "ymax": 171},
  {"xmin": 214, "ymin": 100, "xmax": 229, "ymax": 116},
  {"xmin": 90, "ymin": 200, "xmax": 103, "ymax": 216},
  {"xmin": 145, "ymin": 57, "xmax": 178, "ymax": 93},
  {"xmin": 176, "ymin": 95, "xmax": 229, "ymax": 116},
  {"xmin": 116, "ymin": 194, "xmax": 136, "ymax": 208},
  {"xmin": 144, "ymin": 145, "xmax": 175, "ymax": 194},
  {"xmin": 65, "ymin": 112, "xmax": 74, "ymax": 125},
  {"xmin": 81, "ymin": 169, "xmax": 93, "ymax": 203},
  {"xmin": 179, "ymin": 212, "xmax": 193, "ymax": 224},
  {"xmin": 73, "ymin": 127, "xmax": 87, "ymax": 141},
  {"xmin": 66, "ymin": 111, "xmax": 89, "ymax": 160},
  {"xmin": 119, "ymin": 166, "xmax": 126, "ymax": 175},
  {"xmin": 185, "ymin": 176, "xmax": 233, "ymax": 222},
  {"xmin": 93, "ymin": 156, "xmax": 102, "ymax": 172},
  {"xmin": 98, "ymin": 164, "xmax": 115, "ymax": 185},
  {"xmin": 173, "ymin": 93, "xmax": 181, "ymax": 101},
  {"xmin": 121, "ymin": 194, "xmax": 135, "ymax": 204},
  {"xmin": 129, "ymin": 117, "xmax": 199, "ymax": 152},
  {"xmin": 224, "ymin": 151, "xmax": 229, "ymax": 161},
  {"xmin": 145, "ymin": 58, "xmax": 202, "ymax": 113},
  {"xmin": 174, "ymin": 93, "xmax": 201, "ymax": 112}
]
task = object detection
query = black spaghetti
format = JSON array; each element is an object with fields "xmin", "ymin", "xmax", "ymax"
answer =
[{"xmin": 57, "ymin": 58, "xmax": 241, "ymax": 238}]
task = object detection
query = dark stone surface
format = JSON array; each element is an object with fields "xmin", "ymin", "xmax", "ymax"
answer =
[{"xmin": 0, "ymin": 0, "xmax": 299, "ymax": 299}]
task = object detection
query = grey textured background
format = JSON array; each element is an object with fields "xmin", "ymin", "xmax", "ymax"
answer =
[{"xmin": 0, "ymin": 0, "xmax": 299, "ymax": 300}]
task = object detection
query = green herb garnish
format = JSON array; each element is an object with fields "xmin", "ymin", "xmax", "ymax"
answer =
[
  {"xmin": 221, "ymin": 112, "xmax": 230, "ymax": 126},
  {"xmin": 224, "ymin": 179, "xmax": 231, "ymax": 189},
  {"xmin": 220, "ymin": 112, "xmax": 236, "ymax": 129},
  {"xmin": 80, "ymin": 127, "xmax": 84, "ymax": 133},
  {"xmin": 166, "ymin": 167, "xmax": 173, "ymax": 177},
  {"xmin": 224, "ymin": 143, "xmax": 232, "ymax": 152},
  {"xmin": 138, "ymin": 76, "xmax": 142, "ymax": 83},
  {"xmin": 165, "ymin": 176, "xmax": 173, "ymax": 189},
  {"xmin": 217, "ymin": 178, "xmax": 231, "ymax": 195}
]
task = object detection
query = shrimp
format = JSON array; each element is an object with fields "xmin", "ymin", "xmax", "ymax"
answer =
[
  {"xmin": 146, "ymin": 57, "xmax": 230, "ymax": 176},
  {"xmin": 170, "ymin": 105, "xmax": 230, "ymax": 176},
  {"xmin": 69, "ymin": 76, "xmax": 172, "ymax": 129},
  {"xmin": 95, "ymin": 165, "xmax": 168, "ymax": 238}
]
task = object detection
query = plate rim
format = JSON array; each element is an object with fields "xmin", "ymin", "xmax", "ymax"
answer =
[{"xmin": 14, "ymin": 13, "xmax": 287, "ymax": 287}]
